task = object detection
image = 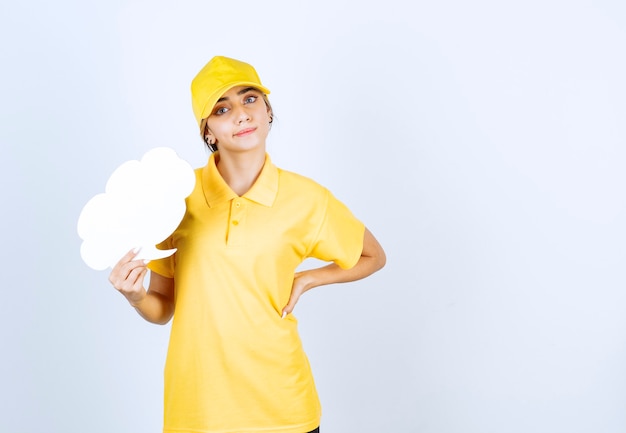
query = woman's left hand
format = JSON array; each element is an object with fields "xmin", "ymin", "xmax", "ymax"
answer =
[
  {"xmin": 280, "ymin": 227, "xmax": 386, "ymax": 318},
  {"xmin": 281, "ymin": 271, "xmax": 313, "ymax": 318}
]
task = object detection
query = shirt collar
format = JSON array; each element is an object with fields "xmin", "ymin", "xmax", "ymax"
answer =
[{"xmin": 201, "ymin": 152, "xmax": 278, "ymax": 208}]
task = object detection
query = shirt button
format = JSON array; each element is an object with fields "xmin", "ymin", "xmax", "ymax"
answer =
[
  {"xmin": 232, "ymin": 220, "xmax": 239, "ymax": 226},
  {"xmin": 235, "ymin": 202, "xmax": 241, "ymax": 208}
]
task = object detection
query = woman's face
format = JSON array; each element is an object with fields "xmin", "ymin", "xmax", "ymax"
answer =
[{"xmin": 205, "ymin": 85, "xmax": 272, "ymax": 154}]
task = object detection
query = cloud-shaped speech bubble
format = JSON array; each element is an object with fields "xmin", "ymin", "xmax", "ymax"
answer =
[{"xmin": 77, "ymin": 147, "xmax": 196, "ymax": 271}]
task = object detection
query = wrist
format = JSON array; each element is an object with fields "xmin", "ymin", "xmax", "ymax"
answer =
[
  {"xmin": 128, "ymin": 290, "xmax": 147, "ymax": 309},
  {"xmin": 296, "ymin": 270, "xmax": 319, "ymax": 293}
]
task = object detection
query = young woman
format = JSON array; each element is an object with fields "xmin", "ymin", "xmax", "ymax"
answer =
[{"xmin": 109, "ymin": 56, "xmax": 386, "ymax": 433}]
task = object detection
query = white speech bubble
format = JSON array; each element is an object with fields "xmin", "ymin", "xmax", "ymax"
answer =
[{"xmin": 77, "ymin": 147, "xmax": 196, "ymax": 270}]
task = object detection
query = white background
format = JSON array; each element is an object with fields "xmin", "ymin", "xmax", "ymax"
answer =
[{"xmin": 2, "ymin": 0, "xmax": 626, "ymax": 432}]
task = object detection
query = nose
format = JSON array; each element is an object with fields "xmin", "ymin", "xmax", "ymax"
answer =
[{"xmin": 233, "ymin": 105, "xmax": 251, "ymax": 124}]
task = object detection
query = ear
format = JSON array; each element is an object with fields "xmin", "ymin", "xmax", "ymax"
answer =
[{"xmin": 204, "ymin": 127, "xmax": 215, "ymax": 142}]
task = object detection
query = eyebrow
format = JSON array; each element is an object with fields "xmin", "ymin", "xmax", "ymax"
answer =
[{"xmin": 216, "ymin": 87, "xmax": 260, "ymax": 104}]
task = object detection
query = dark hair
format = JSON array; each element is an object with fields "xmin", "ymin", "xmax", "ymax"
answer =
[{"xmin": 202, "ymin": 93, "xmax": 274, "ymax": 153}]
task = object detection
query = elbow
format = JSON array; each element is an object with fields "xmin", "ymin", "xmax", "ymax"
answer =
[
  {"xmin": 365, "ymin": 242, "xmax": 386, "ymax": 274},
  {"xmin": 375, "ymin": 247, "xmax": 386, "ymax": 272},
  {"xmin": 153, "ymin": 309, "xmax": 174, "ymax": 325},
  {"xmin": 156, "ymin": 317, "xmax": 173, "ymax": 326},
  {"xmin": 361, "ymin": 227, "xmax": 386, "ymax": 273}
]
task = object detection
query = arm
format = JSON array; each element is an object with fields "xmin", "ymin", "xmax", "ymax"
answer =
[
  {"xmin": 282, "ymin": 227, "xmax": 386, "ymax": 316},
  {"xmin": 108, "ymin": 249, "xmax": 175, "ymax": 325}
]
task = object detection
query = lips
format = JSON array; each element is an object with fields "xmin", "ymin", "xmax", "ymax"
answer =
[{"xmin": 234, "ymin": 127, "xmax": 256, "ymax": 137}]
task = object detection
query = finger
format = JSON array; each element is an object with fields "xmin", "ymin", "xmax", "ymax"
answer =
[
  {"xmin": 122, "ymin": 257, "xmax": 149, "ymax": 276},
  {"xmin": 121, "ymin": 247, "xmax": 142, "ymax": 264},
  {"xmin": 116, "ymin": 266, "xmax": 147, "ymax": 296},
  {"xmin": 110, "ymin": 247, "xmax": 141, "ymax": 276},
  {"xmin": 127, "ymin": 264, "xmax": 147, "ymax": 286},
  {"xmin": 110, "ymin": 259, "xmax": 147, "ymax": 289},
  {"xmin": 281, "ymin": 292, "xmax": 301, "ymax": 318},
  {"xmin": 118, "ymin": 268, "xmax": 148, "ymax": 306}
]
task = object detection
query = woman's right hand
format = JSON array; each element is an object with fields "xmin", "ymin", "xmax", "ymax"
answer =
[{"xmin": 108, "ymin": 248, "xmax": 149, "ymax": 307}]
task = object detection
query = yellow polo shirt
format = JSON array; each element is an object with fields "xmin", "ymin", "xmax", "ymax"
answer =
[{"xmin": 148, "ymin": 152, "xmax": 365, "ymax": 433}]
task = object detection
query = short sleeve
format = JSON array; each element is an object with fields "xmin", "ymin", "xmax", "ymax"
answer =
[
  {"xmin": 307, "ymin": 189, "xmax": 365, "ymax": 269},
  {"xmin": 147, "ymin": 236, "xmax": 176, "ymax": 278}
]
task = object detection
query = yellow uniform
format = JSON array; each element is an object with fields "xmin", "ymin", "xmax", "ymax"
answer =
[{"xmin": 148, "ymin": 152, "xmax": 365, "ymax": 433}]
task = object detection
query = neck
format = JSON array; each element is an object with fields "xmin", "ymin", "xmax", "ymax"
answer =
[{"xmin": 215, "ymin": 148, "xmax": 266, "ymax": 196}]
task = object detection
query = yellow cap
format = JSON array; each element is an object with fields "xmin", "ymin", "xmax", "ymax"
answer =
[{"xmin": 191, "ymin": 56, "xmax": 271, "ymax": 131}]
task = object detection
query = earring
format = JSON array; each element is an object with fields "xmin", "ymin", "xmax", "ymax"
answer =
[{"xmin": 269, "ymin": 114, "xmax": 273, "ymax": 124}]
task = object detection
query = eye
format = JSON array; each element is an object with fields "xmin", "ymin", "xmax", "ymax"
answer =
[
  {"xmin": 214, "ymin": 106, "xmax": 229, "ymax": 115},
  {"xmin": 244, "ymin": 95, "xmax": 258, "ymax": 104}
]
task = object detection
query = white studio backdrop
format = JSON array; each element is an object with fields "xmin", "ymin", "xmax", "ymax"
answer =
[{"xmin": 1, "ymin": 0, "xmax": 626, "ymax": 432}]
